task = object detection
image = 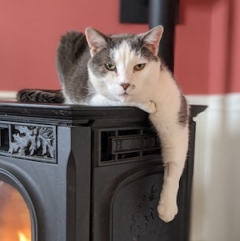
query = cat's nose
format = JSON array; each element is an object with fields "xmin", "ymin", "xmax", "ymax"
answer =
[{"xmin": 121, "ymin": 83, "xmax": 130, "ymax": 90}]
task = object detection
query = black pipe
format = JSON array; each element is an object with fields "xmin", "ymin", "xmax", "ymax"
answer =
[{"xmin": 149, "ymin": 0, "xmax": 178, "ymax": 72}]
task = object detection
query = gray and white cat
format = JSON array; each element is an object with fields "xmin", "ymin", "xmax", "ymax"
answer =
[{"xmin": 17, "ymin": 26, "xmax": 189, "ymax": 222}]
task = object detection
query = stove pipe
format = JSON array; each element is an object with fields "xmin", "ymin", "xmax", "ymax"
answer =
[{"xmin": 149, "ymin": 0, "xmax": 178, "ymax": 72}]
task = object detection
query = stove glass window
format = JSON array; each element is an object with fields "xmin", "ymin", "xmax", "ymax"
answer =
[{"xmin": 0, "ymin": 181, "xmax": 31, "ymax": 241}]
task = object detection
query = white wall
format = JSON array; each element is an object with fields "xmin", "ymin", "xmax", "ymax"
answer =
[{"xmin": 188, "ymin": 94, "xmax": 240, "ymax": 241}]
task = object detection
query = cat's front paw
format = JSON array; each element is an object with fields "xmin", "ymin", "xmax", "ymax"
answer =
[
  {"xmin": 157, "ymin": 201, "xmax": 178, "ymax": 223},
  {"xmin": 140, "ymin": 101, "xmax": 156, "ymax": 114}
]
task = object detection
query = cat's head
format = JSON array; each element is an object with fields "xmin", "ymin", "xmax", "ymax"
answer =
[{"xmin": 85, "ymin": 26, "xmax": 164, "ymax": 102}]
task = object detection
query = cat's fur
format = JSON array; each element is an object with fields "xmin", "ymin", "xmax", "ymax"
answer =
[{"xmin": 17, "ymin": 26, "xmax": 189, "ymax": 222}]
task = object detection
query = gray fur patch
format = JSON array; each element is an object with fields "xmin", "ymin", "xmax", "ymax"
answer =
[
  {"xmin": 56, "ymin": 31, "xmax": 95, "ymax": 103},
  {"xmin": 160, "ymin": 58, "xmax": 167, "ymax": 71},
  {"xmin": 88, "ymin": 49, "xmax": 112, "ymax": 77},
  {"xmin": 137, "ymin": 46, "xmax": 158, "ymax": 61},
  {"xmin": 109, "ymin": 34, "xmax": 159, "ymax": 62},
  {"xmin": 178, "ymin": 95, "xmax": 189, "ymax": 126}
]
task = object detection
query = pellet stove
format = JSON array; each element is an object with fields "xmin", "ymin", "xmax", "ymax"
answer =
[
  {"xmin": 1, "ymin": 1, "xmax": 203, "ymax": 239},
  {"xmin": 0, "ymin": 102, "xmax": 206, "ymax": 241}
]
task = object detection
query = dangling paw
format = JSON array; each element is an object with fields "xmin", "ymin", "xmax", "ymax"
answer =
[{"xmin": 157, "ymin": 201, "xmax": 178, "ymax": 223}]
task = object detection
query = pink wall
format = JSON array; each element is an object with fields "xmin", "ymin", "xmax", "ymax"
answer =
[
  {"xmin": 208, "ymin": 0, "xmax": 240, "ymax": 94},
  {"xmin": 0, "ymin": 0, "xmax": 239, "ymax": 94},
  {"xmin": 175, "ymin": 0, "xmax": 212, "ymax": 94}
]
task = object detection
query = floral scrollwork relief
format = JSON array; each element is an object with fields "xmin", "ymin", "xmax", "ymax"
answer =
[{"xmin": 8, "ymin": 125, "xmax": 56, "ymax": 159}]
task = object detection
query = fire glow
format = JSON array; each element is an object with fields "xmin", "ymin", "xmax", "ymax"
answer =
[
  {"xmin": 19, "ymin": 232, "xmax": 31, "ymax": 241},
  {"xmin": 0, "ymin": 181, "xmax": 31, "ymax": 241}
]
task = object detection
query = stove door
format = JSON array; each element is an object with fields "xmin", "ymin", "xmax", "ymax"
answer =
[{"xmin": 0, "ymin": 170, "xmax": 36, "ymax": 241}]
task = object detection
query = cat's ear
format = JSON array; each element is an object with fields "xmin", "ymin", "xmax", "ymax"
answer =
[
  {"xmin": 85, "ymin": 28, "xmax": 109, "ymax": 56},
  {"xmin": 141, "ymin": 25, "xmax": 164, "ymax": 55}
]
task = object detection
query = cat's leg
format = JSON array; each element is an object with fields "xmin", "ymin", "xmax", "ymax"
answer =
[
  {"xmin": 150, "ymin": 110, "xmax": 189, "ymax": 222},
  {"xmin": 89, "ymin": 94, "xmax": 156, "ymax": 113},
  {"xmin": 157, "ymin": 125, "xmax": 189, "ymax": 222}
]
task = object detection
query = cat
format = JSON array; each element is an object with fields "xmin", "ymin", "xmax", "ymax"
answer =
[{"xmin": 17, "ymin": 26, "xmax": 189, "ymax": 223}]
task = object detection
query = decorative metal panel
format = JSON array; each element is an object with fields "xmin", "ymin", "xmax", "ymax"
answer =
[
  {"xmin": 95, "ymin": 126, "xmax": 161, "ymax": 166},
  {"xmin": 0, "ymin": 122, "xmax": 57, "ymax": 163},
  {"xmin": 112, "ymin": 174, "xmax": 174, "ymax": 241}
]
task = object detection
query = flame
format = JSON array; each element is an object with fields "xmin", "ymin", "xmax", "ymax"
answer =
[{"xmin": 18, "ymin": 232, "xmax": 31, "ymax": 241}]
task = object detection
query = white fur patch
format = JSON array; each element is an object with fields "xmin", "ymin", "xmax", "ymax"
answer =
[{"xmin": 112, "ymin": 41, "xmax": 138, "ymax": 85}]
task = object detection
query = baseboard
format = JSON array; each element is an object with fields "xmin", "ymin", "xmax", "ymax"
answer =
[{"xmin": 0, "ymin": 91, "xmax": 17, "ymax": 100}]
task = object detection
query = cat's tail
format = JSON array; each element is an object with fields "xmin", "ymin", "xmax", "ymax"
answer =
[{"xmin": 17, "ymin": 89, "xmax": 65, "ymax": 103}]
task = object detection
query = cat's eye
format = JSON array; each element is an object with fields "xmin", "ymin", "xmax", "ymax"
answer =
[
  {"xmin": 134, "ymin": 63, "xmax": 146, "ymax": 71},
  {"xmin": 105, "ymin": 63, "xmax": 116, "ymax": 71}
]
